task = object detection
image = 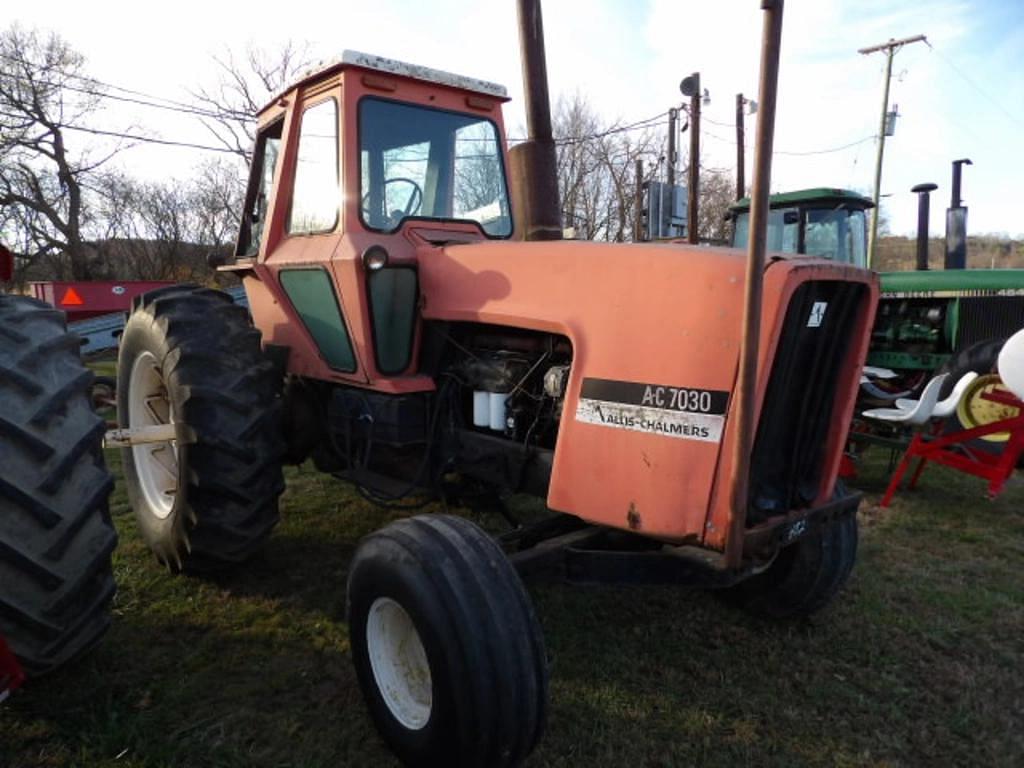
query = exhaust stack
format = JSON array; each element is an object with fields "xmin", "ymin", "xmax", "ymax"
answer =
[
  {"xmin": 509, "ymin": 0, "xmax": 563, "ymax": 241},
  {"xmin": 945, "ymin": 158, "xmax": 971, "ymax": 269},
  {"xmin": 911, "ymin": 182, "xmax": 937, "ymax": 271}
]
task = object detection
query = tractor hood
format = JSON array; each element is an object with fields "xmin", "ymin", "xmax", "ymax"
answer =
[
  {"xmin": 880, "ymin": 268, "xmax": 1024, "ymax": 297},
  {"xmin": 418, "ymin": 239, "xmax": 877, "ymax": 545}
]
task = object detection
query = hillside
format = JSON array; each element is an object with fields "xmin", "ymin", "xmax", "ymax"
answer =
[{"xmin": 874, "ymin": 235, "xmax": 1024, "ymax": 272}]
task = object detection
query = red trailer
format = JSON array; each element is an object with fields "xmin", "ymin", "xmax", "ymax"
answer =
[
  {"xmin": 0, "ymin": 245, "xmax": 12, "ymax": 283},
  {"xmin": 30, "ymin": 280, "xmax": 173, "ymax": 321},
  {"xmin": 0, "ymin": 635, "xmax": 25, "ymax": 703}
]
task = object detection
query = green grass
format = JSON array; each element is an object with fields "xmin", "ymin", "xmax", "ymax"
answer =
[{"xmin": 2, "ymin": 448, "xmax": 1022, "ymax": 767}]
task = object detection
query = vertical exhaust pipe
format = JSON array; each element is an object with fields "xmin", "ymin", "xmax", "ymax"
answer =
[
  {"xmin": 912, "ymin": 182, "xmax": 937, "ymax": 271},
  {"xmin": 509, "ymin": 0, "xmax": 563, "ymax": 241},
  {"xmin": 945, "ymin": 158, "xmax": 971, "ymax": 270}
]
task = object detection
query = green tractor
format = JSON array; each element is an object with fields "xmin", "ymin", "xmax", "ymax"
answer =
[{"xmin": 730, "ymin": 185, "xmax": 1024, "ymax": 440}]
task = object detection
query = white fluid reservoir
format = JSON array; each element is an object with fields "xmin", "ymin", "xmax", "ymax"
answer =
[
  {"xmin": 489, "ymin": 392, "xmax": 508, "ymax": 431},
  {"xmin": 473, "ymin": 391, "xmax": 490, "ymax": 427}
]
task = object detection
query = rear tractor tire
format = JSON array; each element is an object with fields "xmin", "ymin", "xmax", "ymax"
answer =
[
  {"xmin": 348, "ymin": 515, "xmax": 548, "ymax": 767},
  {"xmin": 718, "ymin": 509, "xmax": 858, "ymax": 620},
  {"xmin": 0, "ymin": 294, "xmax": 117, "ymax": 675},
  {"xmin": 117, "ymin": 285, "xmax": 284, "ymax": 572}
]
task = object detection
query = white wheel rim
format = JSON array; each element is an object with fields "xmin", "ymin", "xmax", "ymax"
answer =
[
  {"xmin": 366, "ymin": 597, "xmax": 432, "ymax": 730},
  {"xmin": 128, "ymin": 350, "xmax": 178, "ymax": 519}
]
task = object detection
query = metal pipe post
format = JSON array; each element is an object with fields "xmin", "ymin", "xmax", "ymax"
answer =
[{"xmin": 726, "ymin": 0, "xmax": 784, "ymax": 568}]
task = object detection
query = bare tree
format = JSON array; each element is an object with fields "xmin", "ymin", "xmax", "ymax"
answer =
[
  {"xmin": 553, "ymin": 94, "xmax": 661, "ymax": 242},
  {"xmin": 190, "ymin": 42, "xmax": 314, "ymax": 159},
  {"xmin": 189, "ymin": 156, "xmax": 246, "ymax": 251},
  {"xmin": 695, "ymin": 169, "xmax": 736, "ymax": 244},
  {"xmin": 0, "ymin": 25, "xmax": 124, "ymax": 279}
]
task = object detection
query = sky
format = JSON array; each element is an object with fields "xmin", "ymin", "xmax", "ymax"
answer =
[{"xmin": 10, "ymin": 0, "xmax": 1024, "ymax": 237}]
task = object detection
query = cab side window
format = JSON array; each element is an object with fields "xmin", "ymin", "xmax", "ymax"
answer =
[
  {"xmin": 237, "ymin": 119, "xmax": 283, "ymax": 258},
  {"xmin": 289, "ymin": 99, "xmax": 339, "ymax": 235}
]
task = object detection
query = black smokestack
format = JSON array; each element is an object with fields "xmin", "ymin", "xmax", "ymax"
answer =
[{"xmin": 912, "ymin": 182, "xmax": 937, "ymax": 270}]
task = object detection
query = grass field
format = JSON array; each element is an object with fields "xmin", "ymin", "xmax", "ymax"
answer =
[{"xmin": 2, "ymin": 442, "xmax": 1023, "ymax": 767}]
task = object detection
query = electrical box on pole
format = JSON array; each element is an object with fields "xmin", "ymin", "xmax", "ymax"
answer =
[{"xmin": 644, "ymin": 181, "xmax": 688, "ymax": 239}]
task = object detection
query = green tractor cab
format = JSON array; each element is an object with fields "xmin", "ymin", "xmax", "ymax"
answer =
[
  {"xmin": 730, "ymin": 187, "xmax": 1024, "ymax": 379},
  {"xmin": 730, "ymin": 186, "xmax": 1024, "ymax": 448},
  {"xmin": 730, "ymin": 187, "xmax": 873, "ymax": 269}
]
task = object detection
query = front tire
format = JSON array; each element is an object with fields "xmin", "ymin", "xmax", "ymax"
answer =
[
  {"xmin": 117, "ymin": 285, "xmax": 284, "ymax": 572},
  {"xmin": 348, "ymin": 515, "xmax": 548, "ymax": 767},
  {"xmin": 0, "ymin": 295, "xmax": 117, "ymax": 675},
  {"xmin": 719, "ymin": 509, "xmax": 858, "ymax": 619}
]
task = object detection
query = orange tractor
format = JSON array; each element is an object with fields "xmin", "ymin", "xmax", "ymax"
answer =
[
  {"xmin": 2, "ymin": 4, "xmax": 876, "ymax": 765},
  {"xmin": 111, "ymin": 45, "xmax": 875, "ymax": 768}
]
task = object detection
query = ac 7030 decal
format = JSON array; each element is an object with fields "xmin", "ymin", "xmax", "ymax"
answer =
[{"xmin": 575, "ymin": 378, "xmax": 729, "ymax": 443}]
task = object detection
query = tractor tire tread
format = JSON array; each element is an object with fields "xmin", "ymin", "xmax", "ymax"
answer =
[{"xmin": 0, "ymin": 294, "xmax": 117, "ymax": 676}]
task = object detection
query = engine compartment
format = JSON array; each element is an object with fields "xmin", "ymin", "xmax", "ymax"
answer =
[{"xmin": 290, "ymin": 323, "xmax": 573, "ymax": 503}]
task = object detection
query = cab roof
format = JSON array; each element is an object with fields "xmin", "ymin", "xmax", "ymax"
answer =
[
  {"xmin": 260, "ymin": 50, "xmax": 508, "ymax": 115},
  {"xmin": 729, "ymin": 187, "xmax": 875, "ymax": 213}
]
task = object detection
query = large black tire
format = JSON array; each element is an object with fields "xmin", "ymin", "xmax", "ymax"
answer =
[
  {"xmin": 117, "ymin": 285, "xmax": 284, "ymax": 572},
  {"xmin": 348, "ymin": 515, "xmax": 548, "ymax": 767},
  {"xmin": 935, "ymin": 337, "xmax": 1016, "ymax": 456},
  {"xmin": 718, "ymin": 509, "xmax": 858, "ymax": 619},
  {"xmin": 0, "ymin": 295, "xmax": 117, "ymax": 676}
]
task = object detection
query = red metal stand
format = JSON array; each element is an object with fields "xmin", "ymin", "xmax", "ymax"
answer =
[
  {"xmin": 881, "ymin": 389, "xmax": 1024, "ymax": 507},
  {"xmin": 0, "ymin": 635, "xmax": 25, "ymax": 702}
]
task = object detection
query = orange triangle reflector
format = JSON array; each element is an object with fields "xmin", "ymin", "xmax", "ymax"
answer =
[{"xmin": 60, "ymin": 287, "xmax": 84, "ymax": 306}]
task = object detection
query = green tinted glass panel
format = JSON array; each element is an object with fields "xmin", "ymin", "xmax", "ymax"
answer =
[
  {"xmin": 369, "ymin": 268, "xmax": 417, "ymax": 374},
  {"xmin": 280, "ymin": 269, "xmax": 356, "ymax": 372}
]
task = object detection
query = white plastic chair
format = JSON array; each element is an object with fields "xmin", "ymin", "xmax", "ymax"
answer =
[
  {"xmin": 894, "ymin": 371, "xmax": 978, "ymax": 419},
  {"xmin": 861, "ymin": 372, "xmax": 949, "ymax": 426}
]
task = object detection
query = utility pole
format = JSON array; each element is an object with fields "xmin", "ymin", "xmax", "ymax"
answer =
[
  {"xmin": 735, "ymin": 93, "xmax": 746, "ymax": 200},
  {"xmin": 859, "ymin": 33, "xmax": 927, "ymax": 267},
  {"xmin": 634, "ymin": 158, "xmax": 644, "ymax": 242},
  {"xmin": 667, "ymin": 107, "xmax": 678, "ymax": 188},
  {"xmin": 687, "ymin": 73, "xmax": 701, "ymax": 244}
]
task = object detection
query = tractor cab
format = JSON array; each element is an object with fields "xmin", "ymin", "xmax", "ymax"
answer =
[
  {"xmin": 730, "ymin": 187, "xmax": 873, "ymax": 268},
  {"xmin": 235, "ymin": 51, "xmax": 512, "ymax": 264}
]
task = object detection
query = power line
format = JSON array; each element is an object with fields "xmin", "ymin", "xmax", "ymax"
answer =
[
  {"xmin": 551, "ymin": 111, "xmax": 668, "ymax": 146},
  {"xmin": 775, "ymin": 136, "xmax": 875, "ymax": 156},
  {"xmin": 925, "ymin": 40, "xmax": 1024, "ymax": 128},
  {"xmin": 60, "ymin": 124, "xmax": 238, "ymax": 154},
  {"xmin": 701, "ymin": 126, "xmax": 874, "ymax": 157},
  {"xmin": 0, "ymin": 50, "xmax": 246, "ymax": 122},
  {"xmin": 2, "ymin": 68, "xmax": 245, "ymax": 123}
]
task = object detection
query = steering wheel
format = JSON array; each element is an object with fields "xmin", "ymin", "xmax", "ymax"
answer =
[{"xmin": 362, "ymin": 177, "xmax": 423, "ymax": 227}]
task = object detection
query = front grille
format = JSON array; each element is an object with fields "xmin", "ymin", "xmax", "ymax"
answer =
[
  {"xmin": 956, "ymin": 296, "xmax": 1024, "ymax": 350},
  {"xmin": 748, "ymin": 281, "xmax": 866, "ymax": 525}
]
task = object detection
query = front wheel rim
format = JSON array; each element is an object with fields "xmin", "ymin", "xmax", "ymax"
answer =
[
  {"xmin": 128, "ymin": 350, "xmax": 178, "ymax": 519},
  {"xmin": 366, "ymin": 596, "xmax": 433, "ymax": 731}
]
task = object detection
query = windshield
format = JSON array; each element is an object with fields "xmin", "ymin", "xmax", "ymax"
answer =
[
  {"xmin": 804, "ymin": 208, "xmax": 867, "ymax": 267},
  {"xmin": 733, "ymin": 208, "xmax": 799, "ymax": 253},
  {"xmin": 359, "ymin": 98, "xmax": 512, "ymax": 237},
  {"xmin": 732, "ymin": 206, "xmax": 867, "ymax": 268}
]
